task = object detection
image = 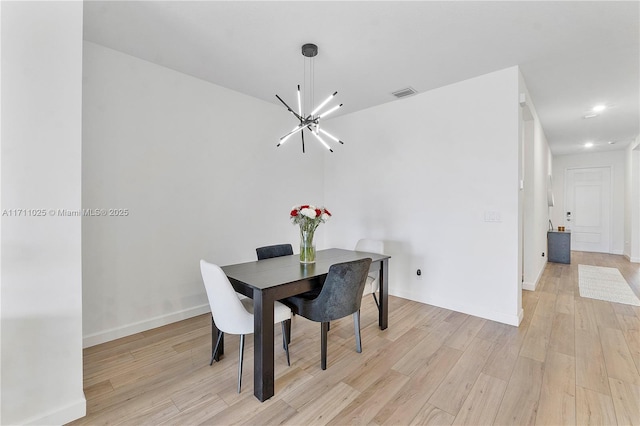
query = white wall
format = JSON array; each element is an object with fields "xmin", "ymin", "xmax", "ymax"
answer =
[
  {"xmin": 625, "ymin": 136, "xmax": 640, "ymax": 262},
  {"xmin": 82, "ymin": 42, "xmax": 326, "ymax": 346},
  {"xmin": 551, "ymin": 150, "xmax": 626, "ymax": 254},
  {"xmin": 324, "ymin": 67, "xmax": 522, "ymax": 326},
  {"xmin": 519, "ymin": 73, "xmax": 552, "ymax": 291},
  {"xmin": 1, "ymin": 2, "xmax": 85, "ymax": 424}
]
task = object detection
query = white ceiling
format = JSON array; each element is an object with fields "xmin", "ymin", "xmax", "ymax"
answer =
[{"xmin": 83, "ymin": 1, "xmax": 639, "ymax": 155}]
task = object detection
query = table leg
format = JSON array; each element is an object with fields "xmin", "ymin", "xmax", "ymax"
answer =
[
  {"xmin": 211, "ymin": 315, "xmax": 224, "ymax": 360},
  {"xmin": 253, "ymin": 290, "xmax": 275, "ymax": 401},
  {"xmin": 379, "ymin": 258, "xmax": 389, "ymax": 330}
]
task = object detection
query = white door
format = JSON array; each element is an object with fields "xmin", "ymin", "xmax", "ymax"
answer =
[{"xmin": 564, "ymin": 167, "xmax": 611, "ymax": 253}]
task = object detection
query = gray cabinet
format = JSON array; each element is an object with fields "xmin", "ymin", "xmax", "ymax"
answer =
[{"xmin": 548, "ymin": 231, "xmax": 571, "ymax": 264}]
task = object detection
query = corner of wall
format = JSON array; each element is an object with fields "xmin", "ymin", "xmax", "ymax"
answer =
[
  {"xmin": 24, "ymin": 397, "xmax": 86, "ymax": 426},
  {"xmin": 523, "ymin": 258, "xmax": 546, "ymax": 291},
  {"xmin": 624, "ymin": 254, "xmax": 640, "ymax": 263}
]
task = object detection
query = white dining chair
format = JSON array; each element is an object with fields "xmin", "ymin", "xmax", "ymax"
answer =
[
  {"xmin": 200, "ymin": 259, "xmax": 292, "ymax": 393},
  {"xmin": 355, "ymin": 238, "xmax": 385, "ymax": 311}
]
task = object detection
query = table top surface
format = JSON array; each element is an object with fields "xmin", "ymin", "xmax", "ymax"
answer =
[{"xmin": 221, "ymin": 248, "xmax": 390, "ymax": 290}]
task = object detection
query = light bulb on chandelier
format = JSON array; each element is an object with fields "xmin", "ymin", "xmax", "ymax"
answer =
[{"xmin": 275, "ymin": 43, "xmax": 344, "ymax": 153}]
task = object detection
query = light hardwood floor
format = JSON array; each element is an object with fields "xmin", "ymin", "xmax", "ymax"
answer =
[{"xmin": 69, "ymin": 252, "xmax": 640, "ymax": 425}]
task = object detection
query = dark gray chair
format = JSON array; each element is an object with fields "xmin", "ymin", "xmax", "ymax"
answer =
[
  {"xmin": 256, "ymin": 244, "xmax": 293, "ymax": 260},
  {"xmin": 283, "ymin": 258, "xmax": 372, "ymax": 370},
  {"xmin": 256, "ymin": 243, "xmax": 295, "ymax": 340}
]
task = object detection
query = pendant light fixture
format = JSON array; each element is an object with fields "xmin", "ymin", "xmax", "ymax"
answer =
[{"xmin": 276, "ymin": 43, "xmax": 344, "ymax": 153}]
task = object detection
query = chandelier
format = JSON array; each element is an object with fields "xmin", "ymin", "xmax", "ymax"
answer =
[{"xmin": 276, "ymin": 43, "xmax": 344, "ymax": 153}]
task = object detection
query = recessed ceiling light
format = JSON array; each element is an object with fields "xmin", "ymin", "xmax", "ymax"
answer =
[
  {"xmin": 592, "ymin": 104, "xmax": 607, "ymax": 112},
  {"xmin": 584, "ymin": 142, "xmax": 594, "ymax": 148}
]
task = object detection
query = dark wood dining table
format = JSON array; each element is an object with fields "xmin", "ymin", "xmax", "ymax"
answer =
[{"xmin": 219, "ymin": 248, "xmax": 390, "ymax": 402}]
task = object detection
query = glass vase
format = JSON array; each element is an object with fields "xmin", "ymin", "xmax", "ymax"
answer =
[{"xmin": 299, "ymin": 229, "xmax": 316, "ymax": 264}]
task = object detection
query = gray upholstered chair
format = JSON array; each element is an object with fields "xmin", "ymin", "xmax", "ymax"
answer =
[
  {"xmin": 283, "ymin": 258, "xmax": 372, "ymax": 370},
  {"xmin": 256, "ymin": 244, "xmax": 293, "ymax": 260},
  {"xmin": 200, "ymin": 260, "xmax": 291, "ymax": 393}
]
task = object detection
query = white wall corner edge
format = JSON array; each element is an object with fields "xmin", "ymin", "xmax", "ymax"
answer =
[
  {"xmin": 624, "ymin": 254, "xmax": 640, "ymax": 263},
  {"xmin": 22, "ymin": 395, "xmax": 86, "ymax": 426},
  {"xmin": 389, "ymin": 289, "xmax": 521, "ymax": 327},
  {"xmin": 523, "ymin": 258, "xmax": 546, "ymax": 291},
  {"xmin": 83, "ymin": 304, "xmax": 211, "ymax": 348}
]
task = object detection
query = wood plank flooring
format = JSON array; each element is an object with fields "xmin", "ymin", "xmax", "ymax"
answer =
[{"xmin": 68, "ymin": 252, "xmax": 640, "ymax": 425}]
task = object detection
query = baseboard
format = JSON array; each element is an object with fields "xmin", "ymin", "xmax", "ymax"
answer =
[
  {"xmin": 22, "ymin": 395, "xmax": 86, "ymax": 425},
  {"xmin": 83, "ymin": 304, "xmax": 211, "ymax": 348},
  {"xmin": 390, "ymin": 289, "xmax": 521, "ymax": 327},
  {"xmin": 625, "ymin": 254, "xmax": 640, "ymax": 263},
  {"xmin": 523, "ymin": 260, "xmax": 546, "ymax": 292},
  {"xmin": 611, "ymin": 249, "xmax": 624, "ymax": 255}
]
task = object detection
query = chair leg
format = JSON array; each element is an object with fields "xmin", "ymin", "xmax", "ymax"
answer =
[
  {"xmin": 281, "ymin": 322, "xmax": 291, "ymax": 366},
  {"xmin": 372, "ymin": 293, "xmax": 380, "ymax": 311},
  {"xmin": 237, "ymin": 334, "xmax": 245, "ymax": 393},
  {"xmin": 211, "ymin": 314, "xmax": 220, "ymax": 355},
  {"xmin": 354, "ymin": 311, "xmax": 362, "ymax": 353},
  {"xmin": 284, "ymin": 318, "xmax": 292, "ymax": 345},
  {"xmin": 210, "ymin": 330, "xmax": 223, "ymax": 366},
  {"xmin": 321, "ymin": 322, "xmax": 329, "ymax": 370}
]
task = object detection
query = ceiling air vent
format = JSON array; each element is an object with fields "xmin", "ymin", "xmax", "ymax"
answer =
[{"xmin": 392, "ymin": 87, "xmax": 418, "ymax": 99}]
